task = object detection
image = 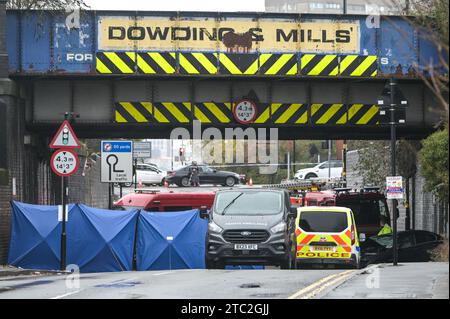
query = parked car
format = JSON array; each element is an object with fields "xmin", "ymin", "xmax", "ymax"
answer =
[
  {"xmin": 294, "ymin": 160, "xmax": 343, "ymax": 180},
  {"xmin": 204, "ymin": 188, "xmax": 298, "ymax": 269},
  {"xmin": 114, "ymin": 189, "xmax": 216, "ymax": 212},
  {"xmin": 360, "ymin": 230, "xmax": 443, "ymax": 266},
  {"xmin": 166, "ymin": 164, "xmax": 241, "ymax": 187}
]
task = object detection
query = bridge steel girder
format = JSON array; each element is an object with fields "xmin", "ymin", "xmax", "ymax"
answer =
[{"xmin": 25, "ymin": 76, "xmax": 439, "ymax": 140}]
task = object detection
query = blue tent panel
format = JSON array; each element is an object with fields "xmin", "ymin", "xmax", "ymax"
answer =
[
  {"xmin": 67, "ymin": 204, "xmax": 138, "ymax": 273},
  {"xmin": 8, "ymin": 201, "xmax": 74, "ymax": 270},
  {"xmin": 136, "ymin": 210, "xmax": 208, "ymax": 271}
]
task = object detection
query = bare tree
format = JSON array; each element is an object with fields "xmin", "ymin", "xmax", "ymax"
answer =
[{"xmin": 7, "ymin": 0, "xmax": 87, "ymax": 10}]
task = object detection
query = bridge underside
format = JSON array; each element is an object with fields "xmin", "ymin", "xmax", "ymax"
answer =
[{"xmin": 20, "ymin": 76, "xmax": 439, "ymax": 140}]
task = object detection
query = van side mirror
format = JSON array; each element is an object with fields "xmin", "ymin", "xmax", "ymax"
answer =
[
  {"xmin": 359, "ymin": 233, "xmax": 366, "ymax": 242},
  {"xmin": 199, "ymin": 206, "xmax": 209, "ymax": 219},
  {"xmin": 289, "ymin": 207, "xmax": 298, "ymax": 219}
]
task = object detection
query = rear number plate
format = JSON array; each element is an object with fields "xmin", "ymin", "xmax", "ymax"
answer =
[
  {"xmin": 234, "ymin": 244, "xmax": 258, "ymax": 250},
  {"xmin": 312, "ymin": 246, "xmax": 335, "ymax": 252}
]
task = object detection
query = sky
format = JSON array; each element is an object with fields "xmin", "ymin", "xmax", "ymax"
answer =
[{"xmin": 84, "ymin": 0, "xmax": 265, "ymax": 12}]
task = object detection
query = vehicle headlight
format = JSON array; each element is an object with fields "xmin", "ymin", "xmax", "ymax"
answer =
[
  {"xmin": 270, "ymin": 222, "xmax": 287, "ymax": 234},
  {"xmin": 208, "ymin": 221, "xmax": 223, "ymax": 233}
]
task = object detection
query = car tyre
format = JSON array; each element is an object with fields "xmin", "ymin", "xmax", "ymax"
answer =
[
  {"xmin": 280, "ymin": 253, "xmax": 293, "ymax": 270},
  {"xmin": 225, "ymin": 176, "xmax": 236, "ymax": 187},
  {"xmin": 123, "ymin": 182, "xmax": 132, "ymax": 187},
  {"xmin": 304, "ymin": 173, "xmax": 318, "ymax": 179},
  {"xmin": 206, "ymin": 260, "xmax": 224, "ymax": 269},
  {"xmin": 181, "ymin": 177, "xmax": 191, "ymax": 187}
]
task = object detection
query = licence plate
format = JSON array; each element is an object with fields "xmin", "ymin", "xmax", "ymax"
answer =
[
  {"xmin": 234, "ymin": 244, "xmax": 258, "ymax": 250},
  {"xmin": 312, "ymin": 246, "xmax": 335, "ymax": 252}
]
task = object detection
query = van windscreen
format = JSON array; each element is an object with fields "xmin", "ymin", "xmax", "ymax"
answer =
[
  {"xmin": 214, "ymin": 191, "xmax": 282, "ymax": 216},
  {"xmin": 299, "ymin": 211, "xmax": 348, "ymax": 233}
]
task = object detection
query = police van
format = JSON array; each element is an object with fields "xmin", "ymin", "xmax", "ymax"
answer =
[{"xmin": 295, "ymin": 206, "xmax": 362, "ymax": 269}]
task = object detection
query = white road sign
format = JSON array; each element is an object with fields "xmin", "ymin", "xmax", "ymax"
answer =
[
  {"xmin": 133, "ymin": 142, "xmax": 152, "ymax": 158},
  {"xmin": 386, "ymin": 176, "xmax": 404, "ymax": 200},
  {"xmin": 101, "ymin": 141, "xmax": 133, "ymax": 183},
  {"xmin": 50, "ymin": 149, "xmax": 79, "ymax": 177}
]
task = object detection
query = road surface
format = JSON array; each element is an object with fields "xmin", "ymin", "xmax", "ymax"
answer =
[
  {"xmin": 1, "ymin": 263, "xmax": 447, "ymax": 299},
  {"xmin": 0, "ymin": 268, "xmax": 349, "ymax": 299}
]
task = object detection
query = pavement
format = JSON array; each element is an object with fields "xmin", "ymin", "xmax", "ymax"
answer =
[
  {"xmin": 0, "ymin": 263, "xmax": 447, "ymax": 299},
  {"xmin": 323, "ymin": 262, "xmax": 449, "ymax": 299}
]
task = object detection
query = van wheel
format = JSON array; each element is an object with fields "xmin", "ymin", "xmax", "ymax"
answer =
[
  {"xmin": 206, "ymin": 260, "xmax": 224, "ymax": 269},
  {"xmin": 352, "ymin": 255, "xmax": 361, "ymax": 269},
  {"xmin": 280, "ymin": 254, "xmax": 293, "ymax": 270}
]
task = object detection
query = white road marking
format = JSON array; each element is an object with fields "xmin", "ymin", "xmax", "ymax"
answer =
[{"xmin": 50, "ymin": 290, "xmax": 81, "ymax": 299}]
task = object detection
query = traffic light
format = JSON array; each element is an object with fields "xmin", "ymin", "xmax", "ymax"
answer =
[{"xmin": 62, "ymin": 127, "xmax": 70, "ymax": 145}]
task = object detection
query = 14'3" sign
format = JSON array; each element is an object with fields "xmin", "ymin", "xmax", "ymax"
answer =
[{"xmin": 50, "ymin": 149, "xmax": 80, "ymax": 177}]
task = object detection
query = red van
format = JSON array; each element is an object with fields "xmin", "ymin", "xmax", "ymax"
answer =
[
  {"xmin": 114, "ymin": 190, "xmax": 216, "ymax": 212},
  {"xmin": 290, "ymin": 187, "xmax": 391, "ymax": 237}
]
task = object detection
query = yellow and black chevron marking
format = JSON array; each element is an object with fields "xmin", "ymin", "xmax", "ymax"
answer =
[
  {"xmin": 218, "ymin": 53, "xmax": 259, "ymax": 75},
  {"xmin": 178, "ymin": 53, "xmax": 218, "ymax": 75},
  {"xmin": 97, "ymin": 52, "xmax": 136, "ymax": 74},
  {"xmin": 310, "ymin": 104, "xmax": 348, "ymax": 125},
  {"xmin": 347, "ymin": 104, "xmax": 380, "ymax": 125},
  {"xmin": 135, "ymin": 52, "xmax": 176, "ymax": 74},
  {"xmin": 115, "ymin": 102, "xmax": 192, "ymax": 123},
  {"xmin": 252, "ymin": 104, "xmax": 272, "ymax": 124},
  {"xmin": 259, "ymin": 54, "xmax": 298, "ymax": 76},
  {"xmin": 152, "ymin": 102, "xmax": 192, "ymax": 123},
  {"xmin": 301, "ymin": 54, "xmax": 339, "ymax": 76},
  {"xmin": 340, "ymin": 55, "xmax": 378, "ymax": 77},
  {"xmin": 115, "ymin": 102, "xmax": 153, "ymax": 123},
  {"xmin": 271, "ymin": 103, "xmax": 308, "ymax": 124},
  {"xmin": 194, "ymin": 103, "xmax": 233, "ymax": 123}
]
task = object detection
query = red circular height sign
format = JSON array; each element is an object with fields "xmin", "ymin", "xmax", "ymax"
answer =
[
  {"xmin": 50, "ymin": 149, "xmax": 79, "ymax": 177},
  {"xmin": 233, "ymin": 99, "xmax": 258, "ymax": 124}
]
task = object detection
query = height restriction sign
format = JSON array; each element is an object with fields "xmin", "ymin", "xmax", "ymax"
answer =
[{"xmin": 50, "ymin": 149, "xmax": 79, "ymax": 177}]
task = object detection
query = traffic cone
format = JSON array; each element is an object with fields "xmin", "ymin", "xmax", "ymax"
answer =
[
  {"xmin": 138, "ymin": 179, "xmax": 143, "ymax": 188},
  {"xmin": 248, "ymin": 178, "xmax": 253, "ymax": 186},
  {"xmin": 164, "ymin": 179, "xmax": 169, "ymax": 188}
]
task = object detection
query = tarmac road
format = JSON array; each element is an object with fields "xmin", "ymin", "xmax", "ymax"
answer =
[
  {"xmin": 0, "ymin": 263, "xmax": 447, "ymax": 299},
  {"xmin": 0, "ymin": 268, "xmax": 348, "ymax": 299}
]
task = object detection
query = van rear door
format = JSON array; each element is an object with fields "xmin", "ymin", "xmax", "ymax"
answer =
[{"xmin": 296, "ymin": 211, "xmax": 353, "ymax": 259}]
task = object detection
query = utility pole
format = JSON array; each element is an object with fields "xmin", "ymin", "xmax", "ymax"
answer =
[
  {"xmin": 343, "ymin": 0, "xmax": 347, "ymax": 14},
  {"xmin": 389, "ymin": 78, "xmax": 398, "ymax": 266},
  {"xmin": 328, "ymin": 140, "xmax": 332, "ymax": 179},
  {"xmin": 342, "ymin": 140, "xmax": 347, "ymax": 187}
]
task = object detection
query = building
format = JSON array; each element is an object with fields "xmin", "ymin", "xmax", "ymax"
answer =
[{"xmin": 265, "ymin": 0, "xmax": 406, "ymax": 15}]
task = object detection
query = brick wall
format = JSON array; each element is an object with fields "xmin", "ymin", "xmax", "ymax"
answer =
[{"xmin": 67, "ymin": 154, "xmax": 110, "ymax": 209}]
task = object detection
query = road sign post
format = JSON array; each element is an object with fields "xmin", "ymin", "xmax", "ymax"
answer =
[{"xmin": 49, "ymin": 118, "xmax": 80, "ymax": 271}]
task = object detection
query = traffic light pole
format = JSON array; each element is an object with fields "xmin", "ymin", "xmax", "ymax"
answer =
[
  {"xmin": 60, "ymin": 175, "xmax": 67, "ymax": 271},
  {"xmin": 389, "ymin": 78, "xmax": 398, "ymax": 266}
]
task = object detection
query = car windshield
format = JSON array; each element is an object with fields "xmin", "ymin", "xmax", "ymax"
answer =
[
  {"xmin": 299, "ymin": 211, "xmax": 348, "ymax": 233},
  {"xmin": 214, "ymin": 191, "xmax": 283, "ymax": 216},
  {"xmin": 369, "ymin": 235, "xmax": 393, "ymax": 248}
]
